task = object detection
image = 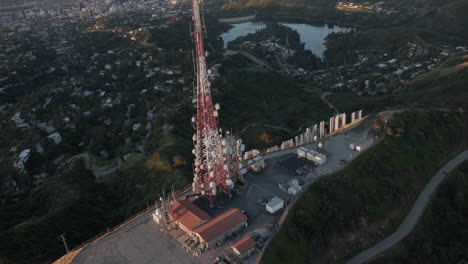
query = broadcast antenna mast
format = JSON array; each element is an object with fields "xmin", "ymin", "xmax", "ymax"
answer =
[{"xmin": 190, "ymin": 0, "xmax": 242, "ymax": 207}]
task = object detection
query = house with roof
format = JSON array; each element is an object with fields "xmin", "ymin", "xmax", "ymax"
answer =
[
  {"xmin": 231, "ymin": 236, "xmax": 256, "ymax": 259},
  {"xmin": 191, "ymin": 208, "xmax": 247, "ymax": 248},
  {"xmin": 168, "ymin": 200, "xmax": 212, "ymax": 233}
]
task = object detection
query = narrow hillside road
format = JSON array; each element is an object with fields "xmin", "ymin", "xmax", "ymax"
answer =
[
  {"xmin": 321, "ymin": 92, "xmax": 339, "ymax": 114},
  {"xmin": 239, "ymin": 51, "xmax": 275, "ymax": 71},
  {"xmin": 240, "ymin": 122, "xmax": 293, "ymax": 134},
  {"xmin": 224, "ymin": 50, "xmax": 275, "ymax": 71},
  {"xmin": 66, "ymin": 153, "xmax": 122, "ymax": 181},
  {"xmin": 346, "ymin": 149, "xmax": 468, "ymax": 264}
]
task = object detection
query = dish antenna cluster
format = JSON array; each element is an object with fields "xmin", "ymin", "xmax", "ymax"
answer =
[{"xmin": 190, "ymin": 0, "xmax": 244, "ymax": 206}]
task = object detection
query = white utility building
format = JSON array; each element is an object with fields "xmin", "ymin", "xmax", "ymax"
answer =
[
  {"xmin": 249, "ymin": 156, "xmax": 266, "ymax": 172},
  {"xmin": 314, "ymin": 153, "xmax": 327, "ymax": 165},
  {"xmin": 306, "ymin": 149, "xmax": 327, "ymax": 165},
  {"xmin": 288, "ymin": 184, "xmax": 302, "ymax": 195},
  {"xmin": 266, "ymin": 197, "xmax": 284, "ymax": 214},
  {"xmin": 355, "ymin": 138, "xmax": 374, "ymax": 152},
  {"xmin": 296, "ymin": 147, "xmax": 308, "ymax": 158}
]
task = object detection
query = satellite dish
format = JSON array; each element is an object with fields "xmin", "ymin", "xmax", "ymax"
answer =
[
  {"xmin": 225, "ymin": 146, "xmax": 233, "ymax": 154},
  {"xmin": 226, "ymin": 179, "xmax": 233, "ymax": 186}
]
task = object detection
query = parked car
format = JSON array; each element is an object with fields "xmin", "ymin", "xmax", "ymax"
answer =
[{"xmin": 256, "ymin": 198, "xmax": 269, "ymax": 207}]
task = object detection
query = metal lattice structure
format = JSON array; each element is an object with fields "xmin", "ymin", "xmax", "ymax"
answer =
[{"xmin": 190, "ymin": 0, "xmax": 243, "ymax": 206}]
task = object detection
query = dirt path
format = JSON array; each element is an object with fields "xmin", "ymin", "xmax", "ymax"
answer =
[
  {"xmin": 66, "ymin": 153, "xmax": 122, "ymax": 180},
  {"xmin": 224, "ymin": 50, "xmax": 275, "ymax": 71},
  {"xmin": 321, "ymin": 92, "xmax": 339, "ymax": 114}
]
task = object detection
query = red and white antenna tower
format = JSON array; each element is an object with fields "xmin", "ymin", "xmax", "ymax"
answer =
[{"xmin": 190, "ymin": 0, "xmax": 243, "ymax": 207}]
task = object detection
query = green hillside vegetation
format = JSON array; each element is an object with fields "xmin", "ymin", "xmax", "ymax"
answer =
[
  {"xmin": 149, "ymin": 15, "xmax": 230, "ymax": 51},
  {"xmin": 227, "ymin": 23, "xmax": 323, "ymax": 70},
  {"xmin": 324, "ymin": 51, "xmax": 468, "ymax": 112},
  {"xmin": 216, "ymin": 0, "xmax": 344, "ymax": 21},
  {"xmin": 374, "ymin": 160, "xmax": 468, "ymax": 264},
  {"xmin": 217, "ymin": 0, "xmax": 468, "ymax": 43},
  {"xmin": 214, "ymin": 66, "xmax": 332, "ymax": 149},
  {"xmin": 228, "ymin": 23, "xmax": 304, "ymax": 50},
  {"xmin": 0, "ymin": 160, "xmax": 116, "ymax": 264},
  {"xmin": 262, "ymin": 111, "xmax": 468, "ymax": 264},
  {"xmin": 415, "ymin": 0, "xmax": 468, "ymax": 42},
  {"xmin": 397, "ymin": 54, "xmax": 468, "ymax": 109},
  {"xmin": 324, "ymin": 27, "xmax": 436, "ymax": 66},
  {"xmin": 0, "ymin": 134, "xmax": 192, "ymax": 264},
  {"xmin": 217, "ymin": 0, "xmax": 420, "ymax": 29}
]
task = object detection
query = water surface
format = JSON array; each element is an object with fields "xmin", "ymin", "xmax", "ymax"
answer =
[{"xmin": 221, "ymin": 22, "xmax": 351, "ymax": 58}]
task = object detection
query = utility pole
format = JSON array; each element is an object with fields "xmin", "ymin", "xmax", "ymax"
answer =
[{"xmin": 58, "ymin": 233, "xmax": 69, "ymax": 253}]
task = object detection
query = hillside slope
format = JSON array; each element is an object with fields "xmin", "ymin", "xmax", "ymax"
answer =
[
  {"xmin": 262, "ymin": 111, "xmax": 468, "ymax": 264},
  {"xmin": 373, "ymin": 160, "xmax": 468, "ymax": 264},
  {"xmin": 397, "ymin": 54, "xmax": 468, "ymax": 110},
  {"xmin": 417, "ymin": 0, "xmax": 468, "ymax": 42}
]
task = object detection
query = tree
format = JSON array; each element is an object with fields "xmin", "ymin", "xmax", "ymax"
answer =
[
  {"xmin": 145, "ymin": 152, "xmax": 172, "ymax": 172},
  {"xmin": 259, "ymin": 132, "xmax": 273, "ymax": 146},
  {"xmin": 172, "ymin": 155, "xmax": 187, "ymax": 168}
]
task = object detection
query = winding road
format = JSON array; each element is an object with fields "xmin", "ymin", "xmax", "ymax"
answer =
[{"xmin": 346, "ymin": 149, "xmax": 468, "ymax": 264}]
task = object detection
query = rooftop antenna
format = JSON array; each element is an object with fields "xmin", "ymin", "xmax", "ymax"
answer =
[
  {"xmin": 171, "ymin": 185, "xmax": 176, "ymax": 203},
  {"xmin": 159, "ymin": 189, "xmax": 167, "ymax": 231},
  {"xmin": 58, "ymin": 233, "xmax": 69, "ymax": 254}
]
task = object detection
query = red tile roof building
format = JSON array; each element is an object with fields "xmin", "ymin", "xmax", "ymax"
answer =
[
  {"xmin": 168, "ymin": 200, "xmax": 212, "ymax": 232},
  {"xmin": 192, "ymin": 208, "xmax": 247, "ymax": 248},
  {"xmin": 231, "ymin": 236, "xmax": 256, "ymax": 257}
]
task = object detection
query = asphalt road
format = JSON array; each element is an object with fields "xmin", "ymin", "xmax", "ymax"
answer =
[{"xmin": 346, "ymin": 149, "xmax": 468, "ymax": 264}]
